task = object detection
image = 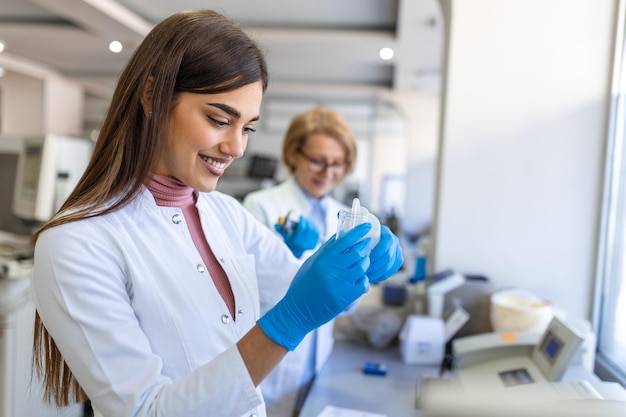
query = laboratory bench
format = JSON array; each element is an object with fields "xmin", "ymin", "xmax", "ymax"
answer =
[
  {"xmin": 297, "ymin": 331, "xmax": 626, "ymax": 417},
  {"xmin": 297, "ymin": 278, "xmax": 626, "ymax": 417},
  {"xmin": 297, "ymin": 280, "xmax": 436, "ymax": 416},
  {"xmin": 299, "ymin": 339, "xmax": 440, "ymax": 417}
]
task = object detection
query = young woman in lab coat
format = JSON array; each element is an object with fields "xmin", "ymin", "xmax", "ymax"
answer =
[
  {"xmin": 30, "ymin": 9, "xmax": 403, "ymax": 417},
  {"xmin": 243, "ymin": 107, "xmax": 386, "ymax": 416}
]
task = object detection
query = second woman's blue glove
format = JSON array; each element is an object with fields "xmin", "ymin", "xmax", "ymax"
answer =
[
  {"xmin": 274, "ymin": 215, "xmax": 320, "ymax": 258},
  {"xmin": 366, "ymin": 225, "xmax": 404, "ymax": 284},
  {"xmin": 259, "ymin": 223, "xmax": 374, "ymax": 350}
]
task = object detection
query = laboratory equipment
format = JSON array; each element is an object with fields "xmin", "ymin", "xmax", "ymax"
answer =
[
  {"xmin": 399, "ymin": 315, "xmax": 445, "ymax": 365},
  {"xmin": 417, "ymin": 316, "xmax": 626, "ymax": 417},
  {"xmin": 411, "ymin": 236, "xmax": 430, "ymax": 283},
  {"xmin": 336, "ymin": 198, "xmax": 381, "ymax": 247},
  {"xmin": 421, "ymin": 271, "xmax": 494, "ymax": 337},
  {"xmin": 0, "ymin": 231, "xmax": 32, "ymax": 280},
  {"xmin": 453, "ymin": 316, "xmax": 584, "ymax": 384},
  {"xmin": 277, "ymin": 210, "xmax": 298, "ymax": 234},
  {"xmin": 400, "ymin": 305, "xmax": 469, "ymax": 366},
  {"xmin": 247, "ymin": 153, "xmax": 278, "ymax": 179},
  {"xmin": 12, "ymin": 134, "xmax": 93, "ymax": 223},
  {"xmin": 490, "ymin": 288, "xmax": 553, "ymax": 333},
  {"xmin": 362, "ymin": 361, "xmax": 388, "ymax": 376},
  {"xmin": 418, "ymin": 376, "xmax": 626, "ymax": 417},
  {"xmin": 426, "ymin": 271, "xmax": 465, "ymax": 318}
]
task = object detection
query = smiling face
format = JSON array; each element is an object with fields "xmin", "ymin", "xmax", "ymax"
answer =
[
  {"xmin": 289, "ymin": 133, "xmax": 348, "ymax": 199},
  {"xmin": 151, "ymin": 81, "xmax": 263, "ymax": 192}
]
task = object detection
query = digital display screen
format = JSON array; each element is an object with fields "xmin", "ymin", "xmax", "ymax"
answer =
[
  {"xmin": 248, "ymin": 154, "xmax": 277, "ymax": 179},
  {"xmin": 539, "ymin": 331, "xmax": 563, "ymax": 363},
  {"xmin": 20, "ymin": 145, "xmax": 43, "ymax": 199},
  {"xmin": 499, "ymin": 368, "xmax": 534, "ymax": 386}
]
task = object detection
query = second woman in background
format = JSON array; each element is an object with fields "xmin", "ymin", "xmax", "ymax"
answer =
[{"xmin": 243, "ymin": 107, "xmax": 358, "ymax": 416}]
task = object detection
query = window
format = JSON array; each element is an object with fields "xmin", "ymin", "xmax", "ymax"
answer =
[{"xmin": 594, "ymin": 0, "xmax": 626, "ymax": 386}]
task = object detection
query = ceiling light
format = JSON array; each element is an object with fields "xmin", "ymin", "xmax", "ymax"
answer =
[
  {"xmin": 379, "ymin": 47, "xmax": 394, "ymax": 60},
  {"xmin": 109, "ymin": 41, "xmax": 123, "ymax": 53},
  {"xmin": 0, "ymin": 42, "xmax": 5, "ymax": 53}
]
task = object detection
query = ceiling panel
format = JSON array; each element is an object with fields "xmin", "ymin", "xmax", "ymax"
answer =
[
  {"xmin": 118, "ymin": 0, "xmax": 398, "ymax": 29},
  {"xmin": 0, "ymin": 0, "xmax": 444, "ymax": 127}
]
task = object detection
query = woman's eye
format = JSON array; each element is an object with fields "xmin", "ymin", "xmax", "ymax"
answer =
[
  {"xmin": 208, "ymin": 116, "xmax": 228, "ymax": 127},
  {"xmin": 244, "ymin": 126, "xmax": 257, "ymax": 133}
]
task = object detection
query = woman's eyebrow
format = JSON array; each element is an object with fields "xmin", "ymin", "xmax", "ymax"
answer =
[{"xmin": 207, "ymin": 102, "xmax": 260, "ymax": 122}]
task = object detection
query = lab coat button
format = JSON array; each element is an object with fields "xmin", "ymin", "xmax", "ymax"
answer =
[
  {"xmin": 237, "ymin": 309, "xmax": 244, "ymax": 317},
  {"xmin": 249, "ymin": 414, "xmax": 257, "ymax": 417},
  {"xmin": 221, "ymin": 314, "xmax": 230, "ymax": 324},
  {"xmin": 172, "ymin": 214, "xmax": 183, "ymax": 224},
  {"xmin": 196, "ymin": 264, "xmax": 206, "ymax": 273}
]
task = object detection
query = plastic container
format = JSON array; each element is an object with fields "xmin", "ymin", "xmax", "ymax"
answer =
[
  {"xmin": 411, "ymin": 238, "xmax": 428, "ymax": 283},
  {"xmin": 490, "ymin": 288, "xmax": 553, "ymax": 333},
  {"xmin": 336, "ymin": 198, "xmax": 381, "ymax": 248}
]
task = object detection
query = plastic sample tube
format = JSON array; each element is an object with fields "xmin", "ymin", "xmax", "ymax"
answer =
[{"xmin": 336, "ymin": 198, "xmax": 381, "ymax": 248}]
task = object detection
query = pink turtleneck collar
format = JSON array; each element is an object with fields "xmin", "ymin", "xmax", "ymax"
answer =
[{"xmin": 146, "ymin": 174, "xmax": 195, "ymax": 208}]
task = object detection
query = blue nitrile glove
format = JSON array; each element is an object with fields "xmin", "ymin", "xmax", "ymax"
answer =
[
  {"xmin": 366, "ymin": 225, "xmax": 404, "ymax": 284},
  {"xmin": 274, "ymin": 215, "xmax": 320, "ymax": 258},
  {"xmin": 259, "ymin": 223, "xmax": 374, "ymax": 350}
]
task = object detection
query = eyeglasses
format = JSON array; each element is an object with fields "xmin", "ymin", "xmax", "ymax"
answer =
[{"xmin": 297, "ymin": 148, "xmax": 347, "ymax": 174}]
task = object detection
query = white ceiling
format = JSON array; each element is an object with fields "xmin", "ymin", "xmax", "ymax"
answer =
[
  {"xmin": 0, "ymin": 0, "xmax": 444, "ymax": 129},
  {"xmin": 0, "ymin": 0, "xmax": 443, "ymax": 92}
]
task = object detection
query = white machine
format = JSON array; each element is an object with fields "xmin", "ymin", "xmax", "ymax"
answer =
[
  {"xmin": 12, "ymin": 134, "xmax": 93, "ymax": 223},
  {"xmin": 454, "ymin": 316, "xmax": 584, "ymax": 384},
  {"xmin": 399, "ymin": 306, "xmax": 469, "ymax": 365},
  {"xmin": 416, "ymin": 317, "xmax": 626, "ymax": 417}
]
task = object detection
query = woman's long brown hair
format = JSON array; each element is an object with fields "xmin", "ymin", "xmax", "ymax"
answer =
[{"xmin": 31, "ymin": 8, "xmax": 268, "ymax": 406}]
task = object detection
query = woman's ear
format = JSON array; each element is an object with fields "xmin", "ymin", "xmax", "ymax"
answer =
[
  {"xmin": 140, "ymin": 76, "xmax": 155, "ymax": 116},
  {"xmin": 285, "ymin": 150, "xmax": 297, "ymax": 172}
]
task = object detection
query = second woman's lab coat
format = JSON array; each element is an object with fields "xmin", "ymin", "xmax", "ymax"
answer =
[
  {"xmin": 243, "ymin": 177, "xmax": 350, "ymax": 415},
  {"xmin": 32, "ymin": 187, "xmax": 299, "ymax": 417}
]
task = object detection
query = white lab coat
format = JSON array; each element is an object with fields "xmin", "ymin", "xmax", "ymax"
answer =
[
  {"xmin": 243, "ymin": 177, "xmax": 349, "ymax": 416},
  {"xmin": 31, "ymin": 187, "xmax": 299, "ymax": 417}
]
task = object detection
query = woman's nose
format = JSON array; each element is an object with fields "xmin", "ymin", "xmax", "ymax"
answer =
[{"xmin": 222, "ymin": 130, "xmax": 246, "ymax": 159}]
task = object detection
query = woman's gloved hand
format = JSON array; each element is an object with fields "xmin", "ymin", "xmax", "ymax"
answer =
[
  {"xmin": 259, "ymin": 223, "xmax": 374, "ymax": 350},
  {"xmin": 367, "ymin": 225, "xmax": 404, "ymax": 284},
  {"xmin": 274, "ymin": 215, "xmax": 320, "ymax": 258}
]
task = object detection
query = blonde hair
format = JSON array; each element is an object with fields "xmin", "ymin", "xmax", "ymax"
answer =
[{"xmin": 281, "ymin": 107, "xmax": 357, "ymax": 175}]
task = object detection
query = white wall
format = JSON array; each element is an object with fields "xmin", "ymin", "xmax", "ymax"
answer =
[
  {"xmin": 390, "ymin": 91, "xmax": 440, "ymax": 234},
  {"xmin": 44, "ymin": 76, "xmax": 84, "ymax": 136},
  {"xmin": 1, "ymin": 72, "xmax": 45, "ymax": 135},
  {"xmin": 370, "ymin": 134, "xmax": 407, "ymax": 215},
  {"xmin": 434, "ymin": 0, "xmax": 617, "ymax": 320},
  {"xmin": 0, "ymin": 71, "xmax": 84, "ymax": 136}
]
